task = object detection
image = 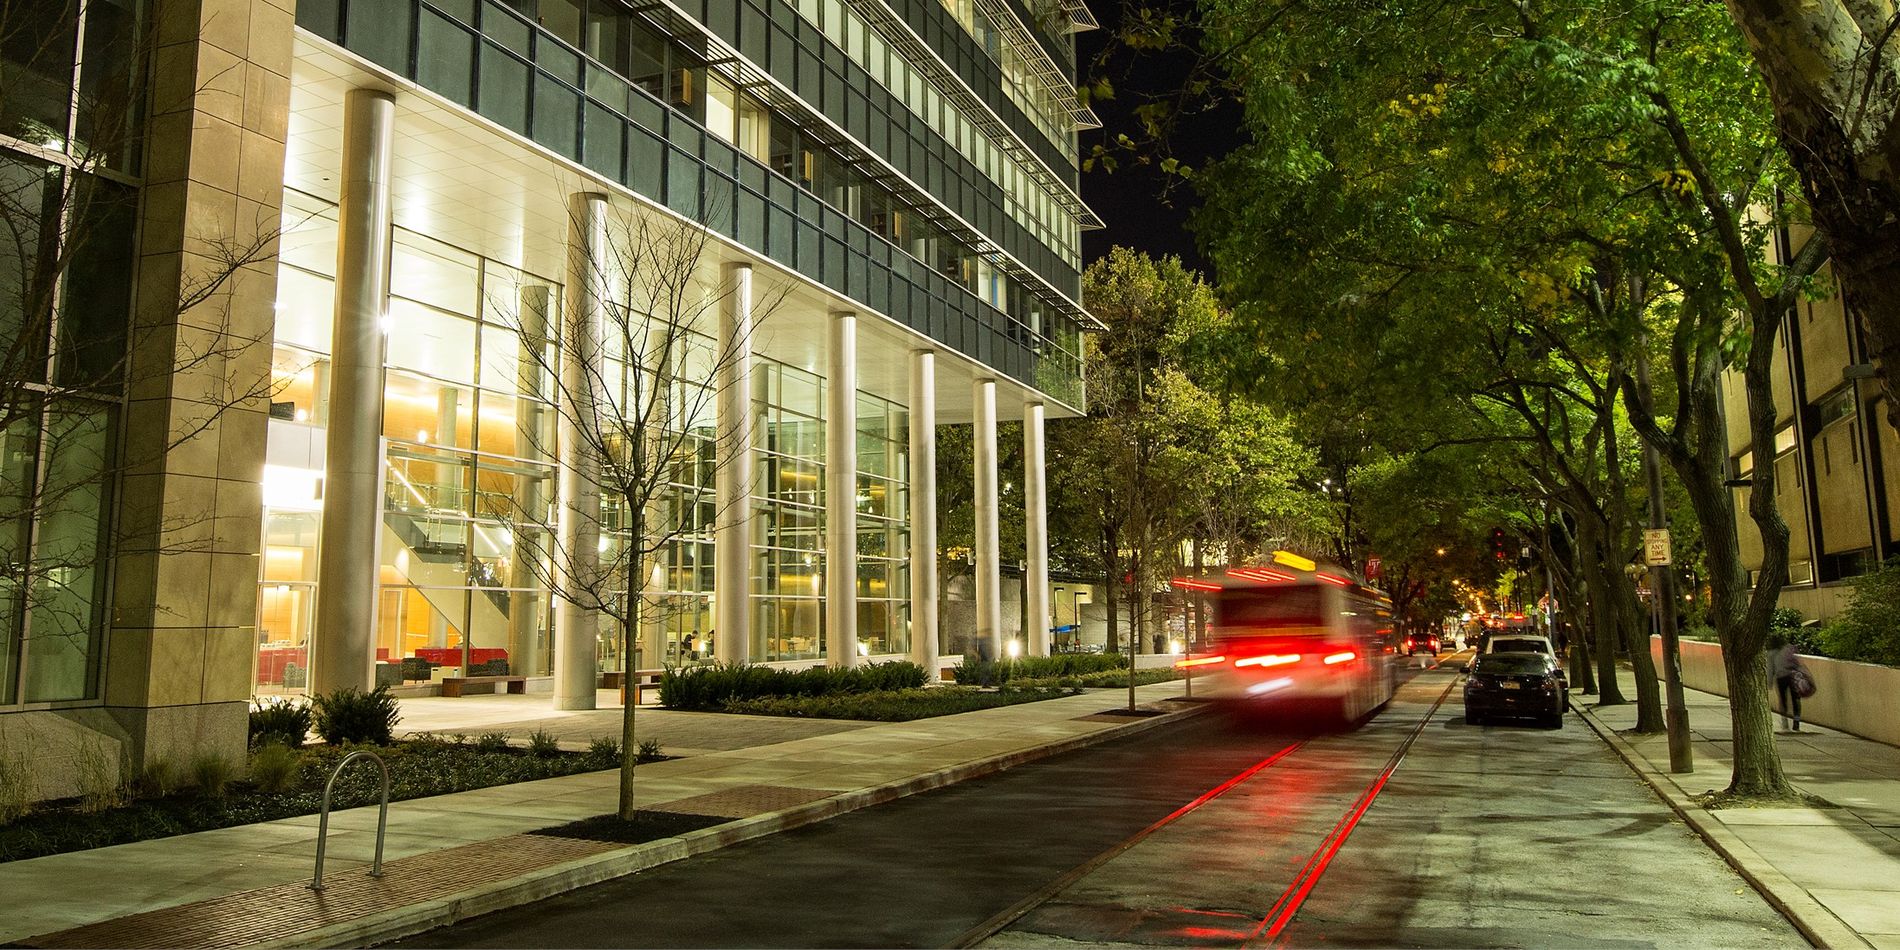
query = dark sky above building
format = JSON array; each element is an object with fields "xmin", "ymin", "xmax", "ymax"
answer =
[{"xmin": 1075, "ymin": 1, "xmax": 1242, "ymax": 277}]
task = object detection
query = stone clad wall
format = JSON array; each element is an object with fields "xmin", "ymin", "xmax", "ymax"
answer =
[{"xmin": 1650, "ymin": 636, "xmax": 1900, "ymax": 747}]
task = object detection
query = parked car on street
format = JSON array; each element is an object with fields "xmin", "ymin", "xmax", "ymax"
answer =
[
  {"xmin": 1463, "ymin": 652, "xmax": 1566, "ymax": 728},
  {"xmin": 1485, "ymin": 634, "xmax": 1556, "ymax": 658}
]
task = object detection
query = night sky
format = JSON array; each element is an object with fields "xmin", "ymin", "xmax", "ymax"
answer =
[{"xmin": 1075, "ymin": 0, "xmax": 1242, "ymax": 277}]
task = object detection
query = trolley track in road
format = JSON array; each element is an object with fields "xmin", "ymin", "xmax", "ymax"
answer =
[{"xmin": 951, "ymin": 663, "xmax": 1464, "ymax": 950}]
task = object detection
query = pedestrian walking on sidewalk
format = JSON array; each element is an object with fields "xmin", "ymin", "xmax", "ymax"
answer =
[{"xmin": 1769, "ymin": 635, "xmax": 1810, "ymax": 732}]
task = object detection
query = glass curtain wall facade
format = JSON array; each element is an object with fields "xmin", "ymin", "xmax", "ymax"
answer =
[
  {"xmin": 750, "ymin": 369, "xmax": 911, "ymax": 662},
  {"xmin": 262, "ymin": 190, "xmax": 562, "ymax": 689},
  {"xmin": 0, "ymin": 0, "xmax": 143, "ymax": 708},
  {"xmin": 258, "ymin": 195, "xmax": 917, "ymax": 689},
  {"xmin": 296, "ymin": 0, "xmax": 1090, "ymax": 408}
]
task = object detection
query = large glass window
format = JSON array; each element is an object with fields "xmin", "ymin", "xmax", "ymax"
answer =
[
  {"xmin": 853, "ymin": 393, "xmax": 908, "ymax": 657},
  {"xmin": 262, "ymin": 193, "xmax": 565, "ymax": 689},
  {"xmin": 0, "ymin": 0, "xmax": 148, "ymax": 705}
]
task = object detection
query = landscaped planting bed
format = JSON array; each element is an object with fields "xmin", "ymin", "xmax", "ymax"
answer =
[
  {"xmin": 658, "ymin": 661, "xmax": 930, "ymax": 711},
  {"xmin": 1008, "ymin": 668, "xmax": 1184, "ymax": 690},
  {"xmin": 0, "ymin": 734, "xmax": 626, "ymax": 863}
]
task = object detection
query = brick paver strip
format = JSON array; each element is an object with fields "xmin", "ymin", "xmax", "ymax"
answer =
[
  {"xmin": 652, "ymin": 784, "xmax": 835, "ymax": 819},
  {"xmin": 25, "ymin": 834, "xmax": 620, "ymax": 949}
]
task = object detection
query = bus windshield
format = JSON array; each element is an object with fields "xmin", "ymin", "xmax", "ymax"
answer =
[{"xmin": 1214, "ymin": 587, "xmax": 1325, "ymax": 628}]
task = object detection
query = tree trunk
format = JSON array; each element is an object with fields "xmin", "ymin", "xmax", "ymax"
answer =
[
  {"xmin": 1601, "ymin": 408, "xmax": 1666, "ymax": 732},
  {"xmin": 1722, "ymin": 1, "xmax": 1900, "ymax": 431},
  {"xmin": 1725, "ymin": 644, "xmax": 1786, "ymax": 793},
  {"xmin": 1611, "ymin": 557, "xmax": 1667, "ymax": 733},
  {"xmin": 1669, "ymin": 341, "xmax": 1793, "ymax": 797},
  {"xmin": 1577, "ymin": 516, "xmax": 1627, "ymax": 705},
  {"xmin": 1103, "ymin": 525, "xmax": 1121, "ymax": 655},
  {"xmin": 1572, "ymin": 622, "xmax": 1597, "ymax": 695},
  {"xmin": 619, "ymin": 547, "xmax": 644, "ymax": 821}
]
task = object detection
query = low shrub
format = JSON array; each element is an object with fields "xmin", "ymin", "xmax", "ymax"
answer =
[
  {"xmin": 527, "ymin": 729, "xmax": 561, "ymax": 758},
  {"xmin": 0, "ymin": 743, "xmax": 30, "ymax": 824},
  {"xmin": 1817, "ymin": 559, "xmax": 1900, "ymax": 666},
  {"xmin": 189, "ymin": 753, "xmax": 235, "ymax": 798},
  {"xmin": 311, "ymin": 686, "xmax": 401, "ymax": 745},
  {"xmin": 474, "ymin": 732, "xmax": 511, "ymax": 753},
  {"xmin": 636, "ymin": 738, "xmax": 664, "ymax": 763},
  {"xmin": 1679, "ymin": 624, "xmax": 1720, "ymax": 643},
  {"xmin": 134, "ymin": 756, "xmax": 177, "ymax": 798},
  {"xmin": 249, "ymin": 698, "xmax": 312, "ymax": 748},
  {"xmin": 248, "ymin": 743, "xmax": 302, "ymax": 793},
  {"xmin": 585, "ymin": 737, "xmax": 620, "ymax": 767},
  {"xmin": 1011, "ymin": 668, "xmax": 1180, "ymax": 690},
  {"xmin": 660, "ymin": 661, "xmax": 929, "ymax": 710},
  {"xmin": 73, "ymin": 741, "xmax": 122, "ymax": 815},
  {"xmin": 723, "ymin": 686, "xmax": 1071, "ymax": 722},
  {"xmin": 952, "ymin": 652, "xmax": 1128, "ymax": 686}
]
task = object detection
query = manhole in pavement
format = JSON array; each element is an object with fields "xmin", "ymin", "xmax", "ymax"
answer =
[
  {"xmin": 529, "ymin": 810, "xmax": 733, "ymax": 844},
  {"xmin": 652, "ymin": 784, "xmax": 834, "ymax": 819}
]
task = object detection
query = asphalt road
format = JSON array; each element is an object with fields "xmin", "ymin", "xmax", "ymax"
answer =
[{"xmin": 393, "ymin": 658, "xmax": 1800, "ymax": 948}]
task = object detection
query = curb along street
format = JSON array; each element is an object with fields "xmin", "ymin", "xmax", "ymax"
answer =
[
  {"xmin": 1574, "ymin": 703, "xmax": 1869, "ymax": 950},
  {"xmin": 263, "ymin": 701, "xmax": 1211, "ymax": 950}
]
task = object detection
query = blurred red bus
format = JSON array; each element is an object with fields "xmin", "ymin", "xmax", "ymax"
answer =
[{"xmin": 1175, "ymin": 567, "xmax": 1398, "ymax": 722}]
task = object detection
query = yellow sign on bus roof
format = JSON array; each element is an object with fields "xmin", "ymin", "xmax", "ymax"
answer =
[{"xmin": 1272, "ymin": 550, "xmax": 1317, "ymax": 572}]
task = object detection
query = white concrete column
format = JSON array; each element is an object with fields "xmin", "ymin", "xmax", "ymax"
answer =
[
  {"xmin": 1023, "ymin": 401, "xmax": 1050, "ymax": 656},
  {"xmin": 907, "ymin": 350, "xmax": 938, "ymax": 675},
  {"xmin": 715, "ymin": 263, "xmax": 755, "ymax": 665},
  {"xmin": 554, "ymin": 192, "xmax": 608, "ymax": 710},
  {"xmin": 311, "ymin": 88, "xmax": 394, "ymax": 695},
  {"xmin": 972, "ymin": 377, "xmax": 1003, "ymax": 659},
  {"xmin": 826, "ymin": 311, "xmax": 859, "ymax": 668}
]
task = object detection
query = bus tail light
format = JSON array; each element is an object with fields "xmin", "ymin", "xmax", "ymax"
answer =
[
  {"xmin": 1175, "ymin": 654, "xmax": 1227, "ymax": 668},
  {"xmin": 1235, "ymin": 653, "xmax": 1301, "ymax": 669},
  {"xmin": 1323, "ymin": 651, "xmax": 1356, "ymax": 665}
]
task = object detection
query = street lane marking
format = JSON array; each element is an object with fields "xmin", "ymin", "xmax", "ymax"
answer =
[
  {"xmin": 948, "ymin": 739, "xmax": 1307, "ymax": 949},
  {"xmin": 1248, "ymin": 674, "xmax": 1461, "ymax": 945}
]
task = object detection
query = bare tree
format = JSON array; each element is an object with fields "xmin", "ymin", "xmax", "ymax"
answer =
[{"xmin": 500, "ymin": 198, "xmax": 784, "ymax": 820}]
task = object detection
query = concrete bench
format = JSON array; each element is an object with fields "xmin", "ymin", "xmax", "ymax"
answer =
[{"xmin": 439, "ymin": 675, "xmax": 527, "ymax": 697}]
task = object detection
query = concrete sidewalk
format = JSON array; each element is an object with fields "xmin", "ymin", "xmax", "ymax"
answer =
[
  {"xmin": 1580, "ymin": 669, "xmax": 1900, "ymax": 949},
  {"xmin": 2, "ymin": 682, "xmax": 1194, "ymax": 949}
]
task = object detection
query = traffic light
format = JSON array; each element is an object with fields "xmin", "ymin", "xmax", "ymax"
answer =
[{"xmin": 1491, "ymin": 528, "xmax": 1507, "ymax": 562}]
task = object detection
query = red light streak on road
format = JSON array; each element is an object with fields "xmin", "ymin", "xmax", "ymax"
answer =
[
  {"xmin": 1314, "ymin": 572, "xmax": 1351, "ymax": 587},
  {"xmin": 1322, "ymin": 651, "xmax": 1355, "ymax": 665},
  {"xmin": 1256, "ymin": 771, "xmax": 1394, "ymax": 940}
]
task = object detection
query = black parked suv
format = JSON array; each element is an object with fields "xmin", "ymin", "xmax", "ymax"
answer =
[{"xmin": 1463, "ymin": 653, "xmax": 1565, "ymax": 728}]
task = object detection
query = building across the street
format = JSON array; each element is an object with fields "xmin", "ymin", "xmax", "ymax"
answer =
[
  {"xmin": 1726, "ymin": 225, "xmax": 1898, "ymax": 622},
  {"xmin": 0, "ymin": 0, "xmax": 1098, "ymax": 800}
]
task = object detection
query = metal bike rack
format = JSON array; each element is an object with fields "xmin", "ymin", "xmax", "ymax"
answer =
[{"xmin": 309, "ymin": 749, "xmax": 391, "ymax": 891}]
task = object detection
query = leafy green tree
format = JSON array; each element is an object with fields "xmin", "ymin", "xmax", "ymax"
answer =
[{"xmin": 1187, "ymin": 0, "xmax": 1827, "ymax": 788}]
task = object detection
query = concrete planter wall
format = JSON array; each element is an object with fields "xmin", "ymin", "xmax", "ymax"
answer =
[{"xmin": 1649, "ymin": 636, "xmax": 1900, "ymax": 747}]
